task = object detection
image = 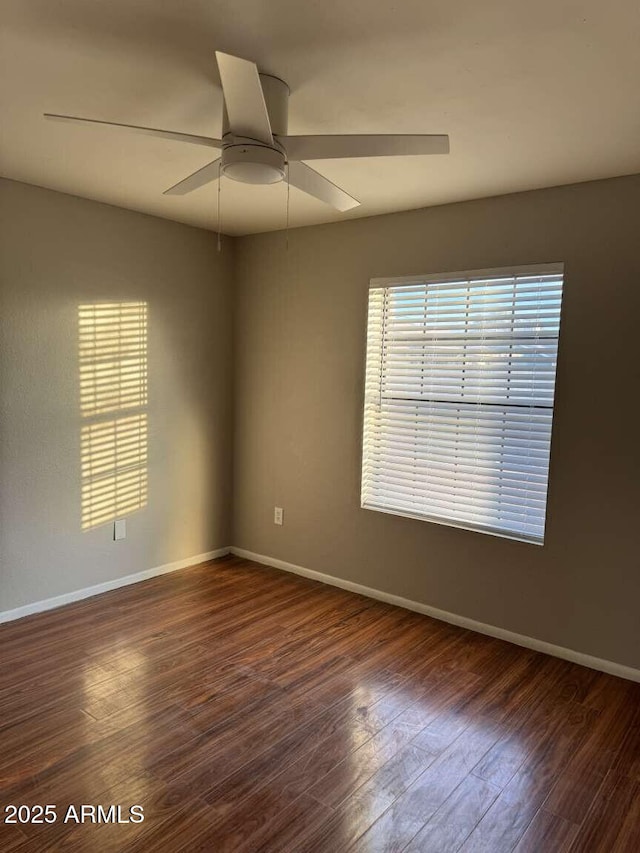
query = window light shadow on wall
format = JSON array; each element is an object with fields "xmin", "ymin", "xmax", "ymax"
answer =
[{"xmin": 79, "ymin": 302, "xmax": 148, "ymax": 530}]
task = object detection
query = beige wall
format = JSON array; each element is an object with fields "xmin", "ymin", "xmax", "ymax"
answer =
[
  {"xmin": 0, "ymin": 179, "xmax": 233, "ymax": 612},
  {"xmin": 233, "ymin": 174, "xmax": 640, "ymax": 669}
]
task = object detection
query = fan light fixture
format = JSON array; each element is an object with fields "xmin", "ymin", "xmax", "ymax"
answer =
[{"xmin": 221, "ymin": 144, "xmax": 285, "ymax": 185}]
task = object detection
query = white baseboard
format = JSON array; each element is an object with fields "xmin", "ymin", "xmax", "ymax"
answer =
[
  {"xmin": 0, "ymin": 547, "xmax": 231, "ymax": 625},
  {"xmin": 230, "ymin": 547, "xmax": 640, "ymax": 684}
]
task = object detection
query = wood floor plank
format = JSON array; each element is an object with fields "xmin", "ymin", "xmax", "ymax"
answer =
[
  {"xmin": 0, "ymin": 821, "xmax": 27, "ymax": 853},
  {"xmin": 569, "ymin": 771, "xmax": 640, "ymax": 853},
  {"xmin": 473, "ymin": 697, "xmax": 594, "ymax": 791},
  {"xmin": 0, "ymin": 555, "xmax": 637, "ymax": 853},
  {"xmin": 0, "ymin": 707, "xmax": 99, "ymax": 788},
  {"xmin": 308, "ymin": 670, "xmax": 481, "ymax": 809},
  {"xmin": 512, "ymin": 809, "xmax": 579, "ymax": 853},
  {"xmin": 302, "ymin": 742, "xmax": 438, "ymax": 852},
  {"xmin": 198, "ymin": 791, "xmax": 332, "ymax": 853},
  {"xmin": 460, "ymin": 703, "xmax": 595, "ymax": 853},
  {"xmin": 349, "ymin": 718, "xmax": 504, "ymax": 853},
  {"xmin": 201, "ymin": 686, "xmax": 410, "ymax": 815},
  {"xmin": 543, "ymin": 681, "xmax": 637, "ymax": 823},
  {"xmin": 403, "ymin": 774, "xmax": 500, "ymax": 852},
  {"xmin": 150, "ymin": 659, "xmax": 404, "ymax": 799},
  {"xmin": 458, "ymin": 800, "xmax": 537, "ymax": 852},
  {"xmin": 611, "ymin": 705, "xmax": 640, "ymax": 782}
]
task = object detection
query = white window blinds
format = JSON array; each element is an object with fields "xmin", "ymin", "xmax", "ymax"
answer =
[{"xmin": 361, "ymin": 264, "xmax": 564, "ymax": 544}]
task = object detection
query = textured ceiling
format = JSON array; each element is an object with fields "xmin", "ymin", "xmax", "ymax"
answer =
[{"xmin": 2, "ymin": 0, "xmax": 640, "ymax": 235}]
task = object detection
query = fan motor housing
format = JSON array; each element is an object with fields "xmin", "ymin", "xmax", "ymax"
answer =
[
  {"xmin": 221, "ymin": 143, "xmax": 286, "ymax": 185},
  {"xmin": 222, "ymin": 73, "xmax": 289, "ymax": 138}
]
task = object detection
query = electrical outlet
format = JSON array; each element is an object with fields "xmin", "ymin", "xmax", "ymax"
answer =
[
  {"xmin": 274, "ymin": 506, "xmax": 284, "ymax": 526},
  {"xmin": 114, "ymin": 519, "xmax": 126, "ymax": 540}
]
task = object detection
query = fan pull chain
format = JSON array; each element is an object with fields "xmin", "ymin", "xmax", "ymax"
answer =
[
  {"xmin": 285, "ymin": 162, "xmax": 290, "ymax": 252},
  {"xmin": 217, "ymin": 161, "xmax": 222, "ymax": 253}
]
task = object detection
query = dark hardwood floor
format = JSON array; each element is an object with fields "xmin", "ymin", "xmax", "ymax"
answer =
[{"xmin": 1, "ymin": 555, "xmax": 638, "ymax": 852}]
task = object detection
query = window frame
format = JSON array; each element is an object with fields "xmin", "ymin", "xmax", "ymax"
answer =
[{"xmin": 360, "ymin": 262, "xmax": 564, "ymax": 546}]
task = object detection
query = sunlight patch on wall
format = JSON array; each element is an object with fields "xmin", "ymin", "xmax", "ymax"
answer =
[
  {"xmin": 79, "ymin": 302, "xmax": 148, "ymax": 530},
  {"xmin": 79, "ymin": 302, "xmax": 148, "ymax": 415}
]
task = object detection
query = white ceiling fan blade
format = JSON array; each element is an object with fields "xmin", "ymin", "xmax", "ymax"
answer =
[
  {"xmin": 284, "ymin": 134, "xmax": 450, "ymax": 161},
  {"xmin": 215, "ymin": 52, "xmax": 273, "ymax": 145},
  {"xmin": 163, "ymin": 159, "xmax": 221, "ymax": 195},
  {"xmin": 44, "ymin": 114, "xmax": 222, "ymax": 149},
  {"xmin": 287, "ymin": 161, "xmax": 359, "ymax": 212}
]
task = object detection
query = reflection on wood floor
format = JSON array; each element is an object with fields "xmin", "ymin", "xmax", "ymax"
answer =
[{"xmin": 1, "ymin": 555, "xmax": 638, "ymax": 852}]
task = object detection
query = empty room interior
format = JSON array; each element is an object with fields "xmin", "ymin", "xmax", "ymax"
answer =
[{"xmin": 1, "ymin": 1, "xmax": 640, "ymax": 851}]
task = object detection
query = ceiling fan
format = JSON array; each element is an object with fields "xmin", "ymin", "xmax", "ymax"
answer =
[{"xmin": 44, "ymin": 52, "xmax": 450, "ymax": 212}]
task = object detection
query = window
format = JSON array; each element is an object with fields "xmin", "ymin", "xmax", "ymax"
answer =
[
  {"xmin": 361, "ymin": 264, "xmax": 564, "ymax": 544},
  {"xmin": 79, "ymin": 301, "xmax": 148, "ymax": 530}
]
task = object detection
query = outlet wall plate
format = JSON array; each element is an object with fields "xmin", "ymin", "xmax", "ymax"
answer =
[
  {"xmin": 274, "ymin": 507, "xmax": 284, "ymax": 526},
  {"xmin": 114, "ymin": 519, "xmax": 126, "ymax": 540}
]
